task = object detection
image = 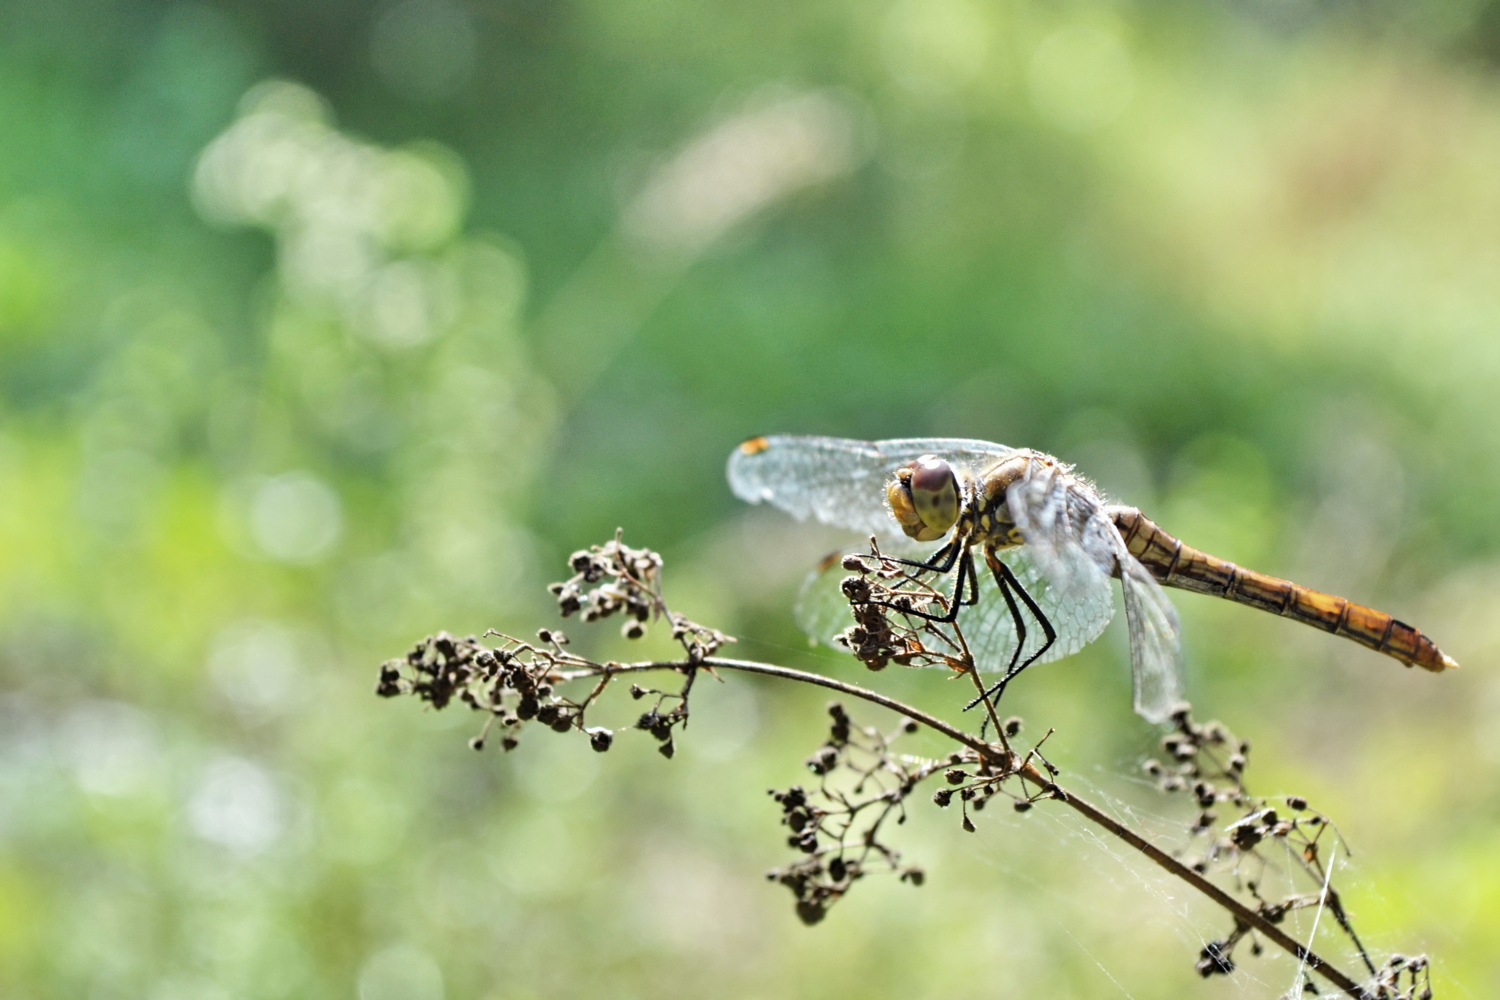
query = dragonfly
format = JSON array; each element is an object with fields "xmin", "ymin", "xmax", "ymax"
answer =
[{"xmin": 727, "ymin": 435, "xmax": 1457, "ymax": 723}]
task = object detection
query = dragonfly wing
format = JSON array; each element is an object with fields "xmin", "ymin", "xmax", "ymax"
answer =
[
  {"xmin": 1116, "ymin": 547, "xmax": 1185, "ymax": 724},
  {"xmin": 795, "ymin": 553, "xmax": 863, "ymax": 645},
  {"xmin": 1008, "ymin": 464, "xmax": 1184, "ymax": 722},
  {"xmin": 962, "ymin": 545, "xmax": 1116, "ymax": 671},
  {"xmin": 1006, "ymin": 460, "xmax": 1116, "ymax": 597},
  {"xmin": 728, "ymin": 435, "xmax": 1015, "ymax": 540}
]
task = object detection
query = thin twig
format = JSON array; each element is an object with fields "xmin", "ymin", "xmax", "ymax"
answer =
[{"xmin": 560, "ymin": 655, "xmax": 1372, "ymax": 1000}]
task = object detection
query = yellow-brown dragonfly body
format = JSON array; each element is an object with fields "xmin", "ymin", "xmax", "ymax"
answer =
[{"xmin": 1112, "ymin": 508, "xmax": 1453, "ymax": 673}]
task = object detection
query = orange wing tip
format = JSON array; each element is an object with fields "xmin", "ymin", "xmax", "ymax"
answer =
[{"xmin": 738, "ymin": 435, "xmax": 770, "ymax": 455}]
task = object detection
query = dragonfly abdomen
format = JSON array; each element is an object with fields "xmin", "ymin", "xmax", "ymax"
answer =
[{"xmin": 1110, "ymin": 508, "xmax": 1456, "ymax": 673}]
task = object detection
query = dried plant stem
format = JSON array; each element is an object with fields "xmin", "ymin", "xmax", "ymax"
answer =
[
  {"xmin": 1053, "ymin": 785, "xmax": 1365, "ymax": 999},
  {"xmin": 561, "ymin": 655, "xmax": 1370, "ymax": 1000}
]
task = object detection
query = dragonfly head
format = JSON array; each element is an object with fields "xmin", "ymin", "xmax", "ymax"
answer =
[{"xmin": 888, "ymin": 456, "xmax": 961, "ymax": 542}]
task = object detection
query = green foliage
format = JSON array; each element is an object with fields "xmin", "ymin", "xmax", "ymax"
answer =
[{"xmin": 2, "ymin": 1, "xmax": 1499, "ymax": 996}]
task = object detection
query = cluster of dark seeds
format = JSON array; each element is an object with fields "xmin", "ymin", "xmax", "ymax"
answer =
[
  {"xmin": 378, "ymin": 536, "xmax": 735, "ymax": 764},
  {"xmin": 550, "ymin": 532, "xmax": 665, "ymax": 638},
  {"xmin": 628, "ymin": 677, "xmax": 698, "ymax": 759},
  {"xmin": 764, "ymin": 703, "xmax": 929, "ymax": 924},
  {"xmin": 376, "ymin": 629, "xmax": 608, "ymax": 754},
  {"xmin": 835, "ymin": 558, "xmax": 900, "ymax": 671},
  {"xmin": 1143, "ymin": 706, "xmax": 1252, "ymax": 844},
  {"xmin": 1148, "ymin": 708, "xmax": 1387, "ymax": 985},
  {"xmin": 1370, "ymin": 954, "xmax": 1432, "ymax": 1000},
  {"xmin": 834, "ymin": 552, "xmax": 958, "ymax": 672},
  {"xmin": 930, "ymin": 718, "xmax": 1061, "ymax": 831}
]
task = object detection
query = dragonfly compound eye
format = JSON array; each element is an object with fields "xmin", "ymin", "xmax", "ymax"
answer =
[{"xmin": 887, "ymin": 456, "xmax": 959, "ymax": 541}]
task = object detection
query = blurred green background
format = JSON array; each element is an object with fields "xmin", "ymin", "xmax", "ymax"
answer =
[{"xmin": 5, "ymin": 0, "xmax": 1500, "ymax": 996}]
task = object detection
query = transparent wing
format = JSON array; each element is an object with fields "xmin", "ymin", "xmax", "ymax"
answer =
[
  {"xmin": 962, "ymin": 546, "xmax": 1115, "ymax": 671},
  {"xmin": 1006, "ymin": 459, "xmax": 1116, "ymax": 598},
  {"xmin": 1008, "ymin": 467, "xmax": 1185, "ymax": 722},
  {"xmin": 792, "ymin": 542, "xmax": 1115, "ymax": 673},
  {"xmin": 728, "ymin": 435, "xmax": 1016, "ymax": 540},
  {"xmin": 1117, "ymin": 551, "xmax": 1185, "ymax": 724}
]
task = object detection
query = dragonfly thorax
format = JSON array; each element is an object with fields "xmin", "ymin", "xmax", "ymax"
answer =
[{"xmin": 970, "ymin": 454, "xmax": 1029, "ymax": 548}]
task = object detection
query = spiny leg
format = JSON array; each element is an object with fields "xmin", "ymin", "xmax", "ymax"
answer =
[
  {"xmin": 867, "ymin": 536, "xmax": 962, "ymax": 576},
  {"xmin": 963, "ymin": 558, "xmax": 1027, "ymax": 712},
  {"xmin": 972, "ymin": 549, "xmax": 1058, "ymax": 707},
  {"xmin": 869, "ymin": 546, "xmax": 977, "ymax": 626}
]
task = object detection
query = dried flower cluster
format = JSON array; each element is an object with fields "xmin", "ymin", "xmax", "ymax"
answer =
[
  {"xmin": 1147, "ymin": 710, "xmax": 1429, "ymax": 998},
  {"xmin": 377, "ymin": 533, "xmax": 730, "ymax": 757},
  {"xmin": 833, "ymin": 549, "xmax": 969, "ymax": 673},
  {"xmin": 765, "ymin": 702, "xmax": 931, "ymax": 924},
  {"xmin": 376, "ymin": 628, "xmax": 606, "ymax": 754}
]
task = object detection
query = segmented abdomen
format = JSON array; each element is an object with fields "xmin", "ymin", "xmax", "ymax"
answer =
[{"xmin": 1109, "ymin": 508, "xmax": 1456, "ymax": 673}]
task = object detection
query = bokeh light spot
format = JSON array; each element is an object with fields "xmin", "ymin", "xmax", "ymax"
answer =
[
  {"xmin": 881, "ymin": 0, "xmax": 992, "ymax": 97},
  {"xmin": 357, "ymin": 944, "xmax": 444, "ymax": 1000},
  {"xmin": 207, "ymin": 621, "xmax": 303, "ymax": 721},
  {"xmin": 249, "ymin": 472, "xmax": 343, "ymax": 564},
  {"xmin": 1028, "ymin": 25, "xmax": 1135, "ymax": 132},
  {"xmin": 186, "ymin": 756, "xmax": 284, "ymax": 856}
]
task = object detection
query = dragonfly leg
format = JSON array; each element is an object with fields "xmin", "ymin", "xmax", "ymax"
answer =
[
  {"xmin": 867, "ymin": 547, "xmax": 977, "ymax": 625},
  {"xmin": 961, "ymin": 561, "xmax": 1029, "ymax": 710},
  {"xmin": 868, "ymin": 537, "xmax": 962, "ymax": 575},
  {"xmin": 966, "ymin": 549, "xmax": 1058, "ymax": 710}
]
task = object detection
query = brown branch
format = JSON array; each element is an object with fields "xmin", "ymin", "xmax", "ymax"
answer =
[{"xmin": 559, "ymin": 655, "xmax": 1373, "ymax": 1000}]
